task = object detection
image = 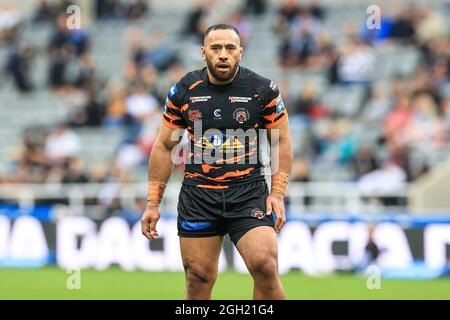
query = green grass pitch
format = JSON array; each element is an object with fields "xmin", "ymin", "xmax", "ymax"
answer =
[{"xmin": 1, "ymin": 267, "xmax": 449, "ymax": 300}]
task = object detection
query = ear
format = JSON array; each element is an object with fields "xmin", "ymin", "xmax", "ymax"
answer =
[
  {"xmin": 201, "ymin": 47, "xmax": 206, "ymax": 61},
  {"xmin": 239, "ymin": 47, "xmax": 243, "ymax": 60}
]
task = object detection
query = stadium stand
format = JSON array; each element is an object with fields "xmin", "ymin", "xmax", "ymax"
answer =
[{"xmin": 0, "ymin": 0, "xmax": 449, "ymax": 216}]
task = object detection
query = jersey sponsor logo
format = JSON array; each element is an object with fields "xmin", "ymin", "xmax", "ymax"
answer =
[
  {"xmin": 251, "ymin": 208, "xmax": 265, "ymax": 219},
  {"xmin": 168, "ymin": 83, "xmax": 177, "ymax": 98},
  {"xmin": 228, "ymin": 96, "xmax": 252, "ymax": 103},
  {"xmin": 213, "ymin": 109, "xmax": 222, "ymax": 119},
  {"xmin": 188, "ymin": 109, "xmax": 202, "ymax": 121},
  {"xmin": 269, "ymin": 81, "xmax": 278, "ymax": 92},
  {"xmin": 180, "ymin": 220, "xmax": 213, "ymax": 231},
  {"xmin": 194, "ymin": 135, "xmax": 245, "ymax": 150},
  {"xmin": 233, "ymin": 107, "xmax": 250, "ymax": 124},
  {"xmin": 275, "ymin": 94, "xmax": 286, "ymax": 114},
  {"xmin": 190, "ymin": 96, "xmax": 211, "ymax": 103}
]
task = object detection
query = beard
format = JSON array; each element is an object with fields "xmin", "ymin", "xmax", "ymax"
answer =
[{"xmin": 206, "ymin": 59, "xmax": 239, "ymax": 82}]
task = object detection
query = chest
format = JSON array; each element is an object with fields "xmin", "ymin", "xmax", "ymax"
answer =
[{"xmin": 182, "ymin": 88, "xmax": 262, "ymax": 131}]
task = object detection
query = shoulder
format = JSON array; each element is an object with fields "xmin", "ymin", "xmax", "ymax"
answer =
[
  {"xmin": 167, "ymin": 69, "xmax": 204, "ymax": 105},
  {"xmin": 240, "ymin": 67, "xmax": 280, "ymax": 103},
  {"xmin": 178, "ymin": 69, "xmax": 204, "ymax": 89}
]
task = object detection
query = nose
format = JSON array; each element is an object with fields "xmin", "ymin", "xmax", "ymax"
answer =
[{"xmin": 218, "ymin": 48, "xmax": 228, "ymax": 61}]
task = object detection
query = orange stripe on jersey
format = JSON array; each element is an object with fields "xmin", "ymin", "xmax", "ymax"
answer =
[
  {"xmin": 207, "ymin": 167, "xmax": 254, "ymax": 181},
  {"xmin": 189, "ymin": 80, "xmax": 204, "ymax": 90},
  {"xmin": 185, "ymin": 168, "xmax": 254, "ymax": 182},
  {"xmin": 262, "ymin": 97, "xmax": 277, "ymax": 110},
  {"xmin": 215, "ymin": 149, "xmax": 257, "ymax": 164},
  {"xmin": 180, "ymin": 104, "xmax": 189, "ymax": 112},
  {"xmin": 186, "ymin": 171, "xmax": 228, "ymax": 181},
  {"xmin": 162, "ymin": 117, "xmax": 185, "ymax": 129},
  {"xmin": 167, "ymin": 100, "xmax": 181, "ymax": 110},
  {"xmin": 262, "ymin": 112, "xmax": 279, "ymax": 121},
  {"xmin": 201, "ymin": 164, "xmax": 221, "ymax": 173},
  {"xmin": 185, "ymin": 172, "xmax": 207, "ymax": 179},
  {"xmin": 264, "ymin": 111, "xmax": 288, "ymax": 129},
  {"xmin": 164, "ymin": 112, "xmax": 182, "ymax": 121},
  {"xmin": 197, "ymin": 184, "xmax": 229, "ymax": 189}
]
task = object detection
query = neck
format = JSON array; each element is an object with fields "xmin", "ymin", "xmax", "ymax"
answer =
[{"xmin": 207, "ymin": 66, "xmax": 239, "ymax": 86}]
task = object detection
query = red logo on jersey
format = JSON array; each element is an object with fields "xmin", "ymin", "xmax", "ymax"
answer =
[
  {"xmin": 233, "ymin": 108, "xmax": 250, "ymax": 124},
  {"xmin": 188, "ymin": 110, "xmax": 202, "ymax": 121}
]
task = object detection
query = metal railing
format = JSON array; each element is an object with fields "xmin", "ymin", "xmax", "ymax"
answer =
[{"xmin": 0, "ymin": 181, "xmax": 409, "ymax": 216}]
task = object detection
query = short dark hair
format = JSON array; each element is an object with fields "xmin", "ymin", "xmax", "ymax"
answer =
[{"xmin": 204, "ymin": 23, "xmax": 240, "ymax": 42}]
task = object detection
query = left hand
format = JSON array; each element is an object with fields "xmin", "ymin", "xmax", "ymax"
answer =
[{"xmin": 266, "ymin": 192, "xmax": 286, "ymax": 233}]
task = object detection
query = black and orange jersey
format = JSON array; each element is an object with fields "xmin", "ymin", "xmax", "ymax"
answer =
[{"xmin": 162, "ymin": 66, "xmax": 288, "ymax": 189}]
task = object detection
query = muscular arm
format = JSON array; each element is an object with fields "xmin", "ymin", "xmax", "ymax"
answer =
[
  {"xmin": 267, "ymin": 116, "xmax": 293, "ymax": 178},
  {"xmin": 142, "ymin": 124, "xmax": 184, "ymax": 240},
  {"xmin": 148, "ymin": 124, "xmax": 183, "ymax": 183},
  {"xmin": 266, "ymin": 116, "xmax": 293, "ymax": 232}
]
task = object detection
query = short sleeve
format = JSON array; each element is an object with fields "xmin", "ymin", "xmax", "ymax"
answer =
[
  {"xmin": 261, "ymin": 81, "xmax": 288, "ymax": 128},
  {"xmin": 162, "ymin": 83, "xmax": 187, "ymax": 129}
]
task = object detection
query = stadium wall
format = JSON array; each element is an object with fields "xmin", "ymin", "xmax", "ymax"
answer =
[{"xmin": 1, "ymin": 209, "xmax": 449, "ymax": 277}]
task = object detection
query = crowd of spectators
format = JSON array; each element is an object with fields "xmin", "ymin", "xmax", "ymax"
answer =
[{"xmin": 0, "ymin": 0, "xmax": 449, "ymax": 211}]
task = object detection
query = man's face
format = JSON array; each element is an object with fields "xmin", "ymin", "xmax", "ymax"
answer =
[{"xmin": 202, "ymin": 29, "xmax": 243, "ymax": 82}]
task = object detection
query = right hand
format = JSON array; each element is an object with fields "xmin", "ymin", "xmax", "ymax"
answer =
[{"xmin": 141, "ymin": 203, "xmax": 160, "ymax": 240}]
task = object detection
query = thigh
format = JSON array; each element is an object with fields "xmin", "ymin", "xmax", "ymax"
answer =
[
  {"xmin": 235, "ymin": 226, "xmax": 278, "ymax": 270},
  {"xmin": 180, "ymin": 235, "xmax": 224, "ymax": 271}
]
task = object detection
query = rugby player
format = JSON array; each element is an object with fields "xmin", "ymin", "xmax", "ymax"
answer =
[{"xmin": 141, "ymin": 23, "xmax": 293, "ymax": 300}]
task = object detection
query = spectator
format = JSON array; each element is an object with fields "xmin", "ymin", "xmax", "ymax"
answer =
[
  {"xmin": 74, "ymin": 53, "xmax": 96, "ymax": 89},
  {"xmin": 96, "ymin": 0, "xmax": 127, "ymax": 20},
  {"xmin": 361, "ymin": 83, "xmax": 392, "ymax": 124},
  {"xmin": 51, "ymin": 11, "xmax": 90, "ymax": 57},
  {"xmin": 180, "ymin": 0, "xmax": 211, "ymax": 42},
  {"xmin": 114, "ymin": 142, "xmax": 145, "ymax": 170},
  {"xmin": 33, "ymin": 0, "xmax": 57, "ymax": 23},
  {"xmin": 124, "ymin": 26, "xmax": 148, "ymax": 81},
  {"xmin": 243, "ymin": 0, "xmax": 266, "ymax": 16},
  {"xmin": 227, "ymin": 11, "xmax": 251, "ymax": 46},
  {"xmin": 291, "ymin": 83, "xmax": 329, "ymax": 119},
  {"xmin": 352, "ymin": 148, "xmax": 378, "ymax": 179},
  {"xmin": 431, "ymin": 57, "xmax": 450, "ymax": 90},
  {"xmin": 95, "ymin": 0, "xmax": 148, "ymax": 21},
  {"xmin": 383, "ymin": 93, "xmax": 412, "ymax": 142},
  {"xmin": 308, "ymin": 0, "xmax": 325, "ymax": 21},
  {"xmin": 337, "ymin": 36, "xmax": 375, "ymax": 84},
  {"xmin": 5, "ymin": 43, "xmax": 34, "ymax": 93},
  {"xmin": 313, "ymin": 117, "xmax": 357, "ymax": 164},
  {"xmin": 44, "ymin": 123, "xmax": 82, "ymax": 165},
  {"xmin": 0, "ymin": 2, "xmax": 21, "ymax": 44},
  {"xmin": 104, "ymin": 80, "xmax": 127, "ymax": 127},
  {"xmin": 276, "ymin": 0, "xmax": 300, "ymax": 29},
  {"xmin": 48, "ymin": 14, "xmax": 73, "ymax": 89},
  {"xmin": 415, "ymin": 6, "xmax": 447, "ymax": 44},
  {"xmin": 127, "ymin": 0, "xmax": 149, "ymax": 20},
  {"xmin": 285, "ymin": 8, "xmax": 322, "ymax": 67},
  {"xmin": 358, "ymin": 158, "xmax": 407, "ymax": 206},
  {"xmin": 403, "ymin": 92, "xmax": 448, "ymax": 152},
  {"xmin": 125, "ymin": 82, "xmax": 159, "ymax": 124},
  {"xmin": 63, "ymin": 158, "xmax": 89, "ymax": 183},
  {"xmin": 390, "ymin": 5, "xmax": 416, "ymax": 42},
  {"xmin": 147, "ymin": 30, "xmax": 179, "ymax": 72},
  {"xmin": 68, "ymin": 92, "xmax": 105, "ymax": 127}
]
